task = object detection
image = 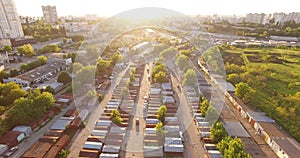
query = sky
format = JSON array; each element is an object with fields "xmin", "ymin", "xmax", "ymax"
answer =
[{"xmin": 14, "ymin": 0, "xmax": 300, "ymax": 17}]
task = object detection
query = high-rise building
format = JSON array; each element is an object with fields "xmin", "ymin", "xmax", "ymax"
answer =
[
  {"xmin": 42, "ymin": 5, "xmax": 58, "ymax": 24},
  {"xmin": 0, "ymin": 0, "xmax": 24, "ymax": 39},
  {"xmin": 245, "ymin": 13, "xmax": 271, "ymax": 25}
]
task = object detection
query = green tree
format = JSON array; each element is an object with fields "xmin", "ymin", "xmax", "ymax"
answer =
[
  {"xmin": 57, "ymin": 71, "xmax": 72, "ymax": 84},
  {"xmin": 38, "ymin": 44, "xmax": 61, "ymax": 54},
  {"xmin": 179, "ymin": 49, "xmax": 192, "ymax": 56},
  {"xmin": 154, "ymin": 71, "xmax": 168, "ymax": 83},
  {"xmin": 58, "ymin": 149, "xmax": 70, "ymax": 158},
  {"xmin": 37, "ymin": 56, "xmax": 47, "ymax": 65},
  {"xmin": 217, "ymin": 136, "xmax": 232, "ymax": 154},
  {"xmin": 160, "ymin": 47, "xmax": 177, "ymax": 58},
  {"xmin": 223, "ymin": 137, "xmax": 251, "ymax": 158},
  {"xmin": 155, "ymin": 121, "xmax": 167, "ymax": 137},
  {"xmin": 69, "ymin": 62, "xmax": 83, "ymax": 73},
  {"xmin": 182, "ymin": 69, "xmax": 197, "ymax": 87},
  {"xmin": 176, "ymin": 54, "xmax": 191, "ymax": 71},
  {"xmin": 200, "ymin": 99, "xmax": 210, "ymax": 116},
  {"xmin": 9, "ymin": 69, "xmax": 19, "ymax": 77},
  {"xmin": 157, "ymin": 105, "xmax": 167, "ymax": 122},
  {"xmin": 110, "ymin": 52, "xmax": 122, "ymax": 66},
  {"xmin": 121, "ymin": 87, "xmax": 129, "ymax": 99},
  {"xmin": 44, "ymin": 86, "xmax": 55, "ymax": 94},
  {"xmin": 235, "ymin": 82, "xmax": 255, "ymax": 103},
  {"xmin": 206, "ymin": 104, "xmax": 220, "ymax": 124},
  {"xmin": 0, "ymin": 82, "xmax": 27, "ymax": 106},
  {"xmin": 111, "ymin": 109, "xmax": 123, "ymax": 124},
  {"xmin": 227, "ymin": 73, "xmax": 240, "ymax": 85},
  {"xmin": 86, "ymin": 44, "xmax": 100, "ymax": 58},
  {"xmin": 0, "ymin": 71, "xmax": 8, "ymax": 82},
  {"xmin": 4, "ymin": 46, "xmax": 12, "ymax": 52},
  {"xmin": 96, "ymin": 58, "xmax": 111, "ymax": 75},
  {"xmin": 75, "ymin": 66, "xmax": 96, "ymax": 84},
  {"xmin": 98, "ymin": 93, "xmax": 104, "ymax": 102},
  {"xmin": 151, "ymin": 64, "xmax": 166, "ymax": 77},
  {"xmin": 5, "ymin": 91, "xmax": 54, "ymax": 128},
  {"xmin": 17, "ymin": 44, "xmax": 35, "ymax": 56},
  {"xmin": 20, "ymin": 64, "xmax": 29, "ymax": 72},
  {"xmin": 63, "ymin": 53, "xmax": 77, "ymax": 63},
  {"xmin": 210, "ymin": 121, "xmax": 228, "ymax": 143}
]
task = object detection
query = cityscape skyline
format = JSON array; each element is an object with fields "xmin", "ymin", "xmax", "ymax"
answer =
[{"xmin": 14, "ymin": 0, "xmax": 300, "ymax": 17}]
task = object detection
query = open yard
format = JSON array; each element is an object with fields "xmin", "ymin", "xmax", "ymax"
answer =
[{"xmin": 218, "ymin": 46, "xmax": 300, "ymax": 142}]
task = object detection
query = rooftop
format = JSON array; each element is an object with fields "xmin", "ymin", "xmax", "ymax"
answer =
[
  {"xmin": 17, "ymin": 60, "xmax": 66, "ymax": 83},
  {"xmin": 272, "ymin": 137, "xmax": 300, "ymax": 158},
  {"xmin": 259, "ymin": 122, "xmax": 289, "ymax": 138},
  {"xmin": 223, "ymin": 121, "xmax": 250, "ymax": 138},
  {"xmin": 247, "ymin": 112, "xmax": 275, "ymax": 123}
]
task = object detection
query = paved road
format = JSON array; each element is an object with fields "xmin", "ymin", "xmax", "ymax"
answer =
[
  {"xmin": 125, "ymin": 64, "xmax": 150, "ymax": 158},
  {"xmin": 171, "ymin": 74, "xmax": 205, "ymax": 158}
]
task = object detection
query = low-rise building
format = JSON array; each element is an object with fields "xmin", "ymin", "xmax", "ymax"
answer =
[
  {"xmin": 3, "ymin": 60, "xmax": 68, "ymax": 87},
  {"xmin": 255, "ymin": 122, "xmax": 300, "ymax": 158}
]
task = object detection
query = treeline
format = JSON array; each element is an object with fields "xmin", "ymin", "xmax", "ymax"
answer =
[
  {"xmin": 0, "ymin": 83, "xmax": 55, "ymax": 137},
  {"xmin": 22, "ymin": 20, "xmax": 66, "ymax": 42},
  {"xmin": 0, "ymin": 56, "xmax": 47, "ymax": 82},
  {"xmin": 205, "ymin": 20, "xmax": 300, "ymax": 38},
  {"xmin": 218, "ymin": 46, "xmax": 300, "ymax": 142}
]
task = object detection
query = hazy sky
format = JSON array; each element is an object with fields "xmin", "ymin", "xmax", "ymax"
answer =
[{"xmin": 14, "ymin": 0, "xmax": 300, "ymax": 17}]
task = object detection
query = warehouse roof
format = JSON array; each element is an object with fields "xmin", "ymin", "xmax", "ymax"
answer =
[
  {"xmin": 223, "ymin": 121, "xmax": 250, "ymax": 138},
  {"xmin": 247, "ymin": 112, "xmax": 275, "ymax": 123}
]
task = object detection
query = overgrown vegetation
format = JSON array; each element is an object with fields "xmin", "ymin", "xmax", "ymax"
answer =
[
  {"xmin": 215, "ymin": 45, "xmax": 300, "ymax": 142},
  {"xmin": 0, "ymin": 89, "xmax": 55, "ymax": 136}
]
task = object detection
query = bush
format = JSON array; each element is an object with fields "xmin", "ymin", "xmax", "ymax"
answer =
[
  {"xmin": 57, "ymin": 71, "xmax": 72, "ymax": 84},
  {"xmin": 38, "ymin": 44, "xmax": 61, "ymax": 54},
  {"xmin": 111, "ymin": 109, "xmax": 123, "ymax": 124},
  {"xmin": 157, "ymin": 105, "xmax": 167, "ymax": 122}
]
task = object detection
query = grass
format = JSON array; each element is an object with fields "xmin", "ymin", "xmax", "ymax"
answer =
[{"xmin": 219, "ymin": 46, "xmax": 300, "ymax": 142}]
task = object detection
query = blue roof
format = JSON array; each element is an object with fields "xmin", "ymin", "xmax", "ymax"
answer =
[{"xmin": 247, "ymin": 112, "xmax": 275, "ymax": 122}]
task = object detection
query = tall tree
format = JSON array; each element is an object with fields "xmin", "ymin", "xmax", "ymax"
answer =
[
  {"xmin": 76, "ymin": 66, "xmax": 96, "ymax": 84},
  {"xmin": 210, "ymin": 121, "xmax": 228, "ymax": 143},
  {"xmin": 235, "ymin": 82, "xmax": 255, "ymax": 103},
  {"xmin": 96, "ymin": 58, "xmax": 111, "ymax": 75},
  {"xmin": 154, "ymin": 71, "xmax": 168, "ymax": 83},
  {"xmin": 0, "ymin": 82, "xmax": 27, "ymax": 106},
  {"xmin": 37, "ymin": 56, "xmax": 47, "ymax": 65},
  {"xmin": 9, "ymin": 69, "xmax": 19, "ymax": 77},
  {"xmin": 17, "ymin": 44, "xmax": 35, "ymax": 57},
  {"xmin": 183, "ymin": 69, "xmax": 197, "ymax": 87},
  {"xmin": 200, "ymin": 99, "xmax": 210, "ymax": 116},
  {"xmin": 68, "ymin": 62, "xmax": 83, "ymax": 73},
  {"xmin": 0, "ymin": 71, "xmax": 8, "ymax": 83},
  {"xmin": 57, "ymin": 71, "xmax": 72, "ymax": 84}
]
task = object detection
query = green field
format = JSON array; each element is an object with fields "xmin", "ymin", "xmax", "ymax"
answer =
[{"xmin": 205, "ymin": 45, "xmax": 300, "ymax": 142}]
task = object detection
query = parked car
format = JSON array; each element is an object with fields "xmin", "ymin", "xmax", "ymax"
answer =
[
  {"xmin": 179, "ymin": 131, "xmax": 184, "ymax": 143},
  {"xmin": 4, "ymin": 146, "xmax": 18, "ymax": 157}
]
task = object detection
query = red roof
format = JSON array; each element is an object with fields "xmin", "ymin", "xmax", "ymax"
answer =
[{"xmin": 0, "ymin": 131, "xmax": 22, "ymax": 146}]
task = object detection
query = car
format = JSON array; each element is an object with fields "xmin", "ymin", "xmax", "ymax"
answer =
[
  {"xmin": 4, "ymin": 146, "xmax": 18, "ymax": 157},
  {"xmin": 179, "ymin": 131, "xmax": 184, "ymax": 143}
]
